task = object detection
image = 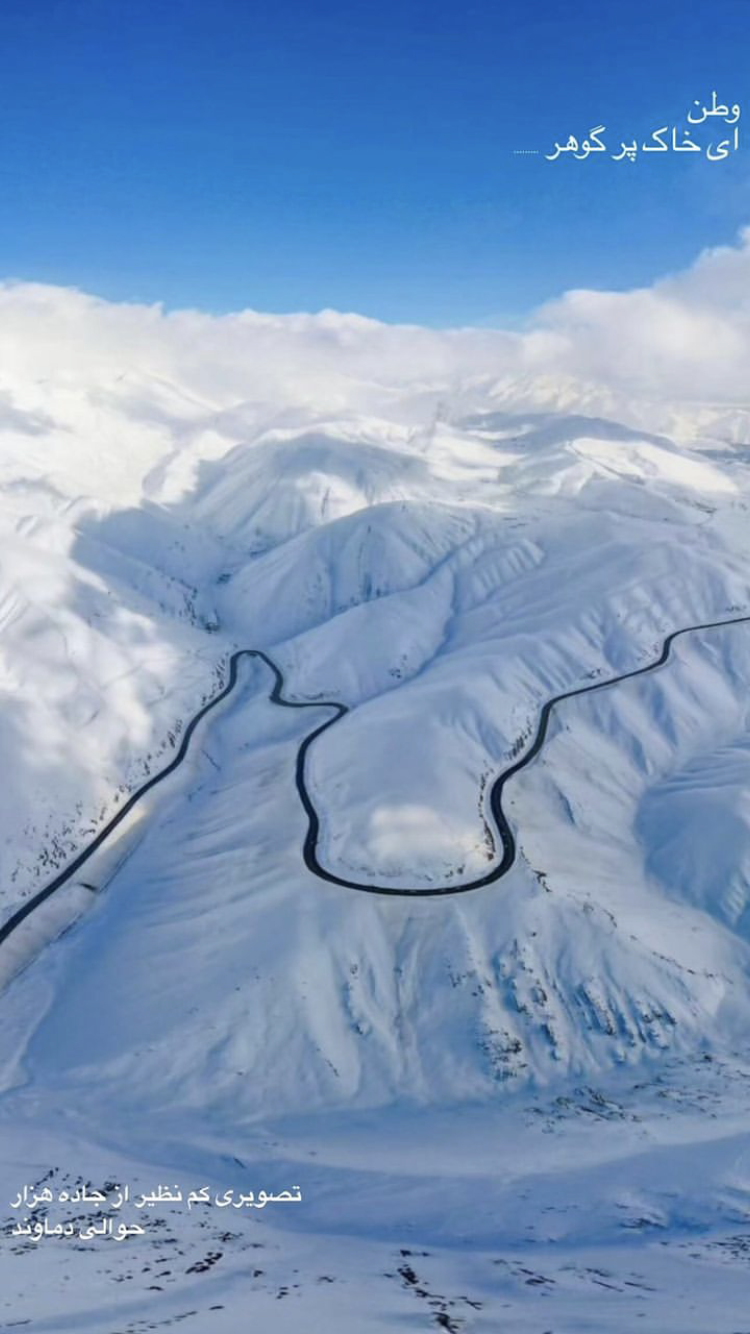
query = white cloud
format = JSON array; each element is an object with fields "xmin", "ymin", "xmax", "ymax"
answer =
[
  {"xmin": 1, "ymin": 226, "xmax": 749, "ymax": 423},
  {"xmin": 529, "ymin": 228, "xmax": 750, "ymax": 401}
]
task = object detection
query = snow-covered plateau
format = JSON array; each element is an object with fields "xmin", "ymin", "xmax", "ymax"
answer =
[{"xmin": 2, "ymin": 232, "xmax": 750, "ymax": 1330}]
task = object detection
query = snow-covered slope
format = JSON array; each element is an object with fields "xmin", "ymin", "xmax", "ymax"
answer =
[
  {"xmin": 0, "ymin": 276, "xmax": 750, "ymax": 1098},
  {"xmin": 1, "ymin": 246, "xmax": 750, "ymax": 1328}
]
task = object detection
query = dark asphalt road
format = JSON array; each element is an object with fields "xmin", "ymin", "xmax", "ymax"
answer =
[{"xmin": 1, "ymin": 609, "xmax": 749, "ymax": 947}]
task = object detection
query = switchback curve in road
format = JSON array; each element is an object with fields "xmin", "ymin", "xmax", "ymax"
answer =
[{"xmin": 1, "ymin": 610, "xmax": 749, "ymax": 946}]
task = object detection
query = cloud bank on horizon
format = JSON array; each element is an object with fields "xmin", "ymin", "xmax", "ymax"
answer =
[{"xmin": 1, "ymin": 227, "xmax": 749, "ymax": 418}]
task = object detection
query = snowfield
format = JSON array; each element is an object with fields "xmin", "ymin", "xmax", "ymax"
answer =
[{"xmin": 2, "ymin": 232, "xmax": 750, "ymax": 1328}]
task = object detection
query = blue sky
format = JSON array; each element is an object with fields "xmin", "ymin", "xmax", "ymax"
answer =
[{"xmin": 0, "ymin": 0, "xmax": 748, "ymax": 324}]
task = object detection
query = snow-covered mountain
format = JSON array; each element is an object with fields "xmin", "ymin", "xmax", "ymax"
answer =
[{"xmin": 2, "ymin": 242, "xmax": 750, "ymax": 1329}]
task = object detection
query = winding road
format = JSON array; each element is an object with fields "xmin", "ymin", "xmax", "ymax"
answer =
[{"xmin": 1, "ymin": 610, "xmax": 750, "ymax": 946}]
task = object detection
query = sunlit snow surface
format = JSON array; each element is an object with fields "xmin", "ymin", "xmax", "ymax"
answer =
[{"xmin": 1, "ymin": 277, "xmax": 750, "ymax": 1328}]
